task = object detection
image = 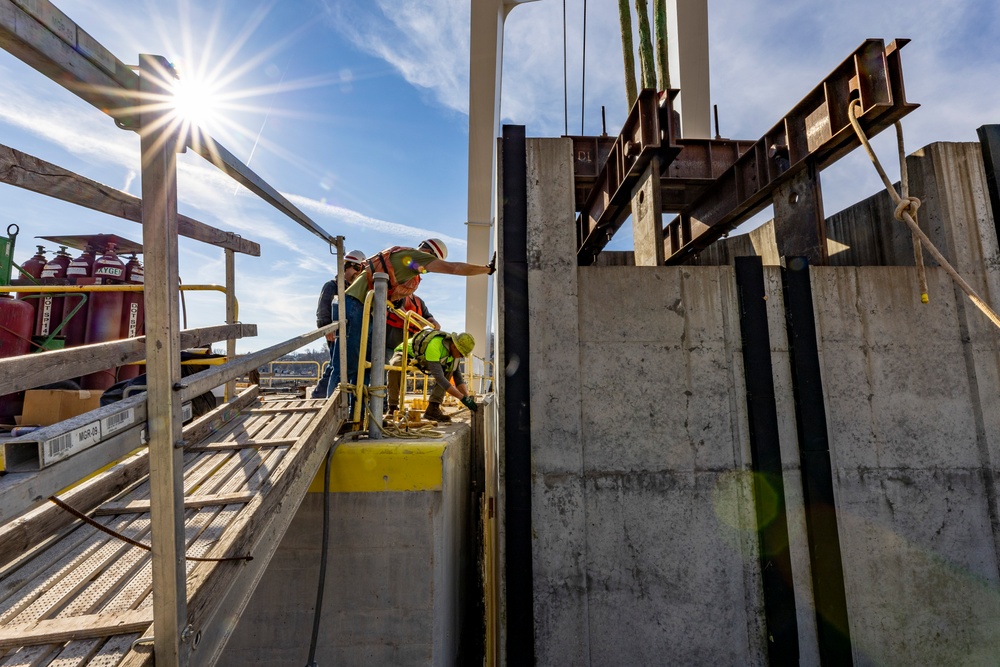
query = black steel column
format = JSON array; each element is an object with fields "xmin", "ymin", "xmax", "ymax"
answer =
[
  {"xmin": 501, "ymin": 124, "xmax": 535, "ymax": 663},
  {"xmin": 782, "ymin": 257, "xmax": 854, "ymax": 665},
  {"xmin": 977, "ymin": 124, "xmax": 1000, "ymax": 250},
  {"xmin": 734, "ymin": 256, "xmax": 800, "ymax": 664}
]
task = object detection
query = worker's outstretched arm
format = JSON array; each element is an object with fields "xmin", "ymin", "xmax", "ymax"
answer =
[{"xmin": 424, "ymin": 258, "xmax": 493, "ymax": 276}]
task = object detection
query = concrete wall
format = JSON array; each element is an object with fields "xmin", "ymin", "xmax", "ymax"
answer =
[
  {"xmin": 219, "ymin": 430, "xmax": 471, "ymax": 666},
  {"xmin": 510, "ymin": 138, "xmax": 1000, "ymax": 664}
]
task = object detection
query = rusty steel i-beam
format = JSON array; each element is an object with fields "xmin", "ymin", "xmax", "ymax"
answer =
[{"xmin": 570, "ymin": 38, "xmax": 918, "ymax": 266}]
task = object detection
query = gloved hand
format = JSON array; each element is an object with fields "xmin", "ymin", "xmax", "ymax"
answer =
[
  {"xmin": 460, "ymin": 395, "xmax": 478, "ymax": 412},
  {"xmin": 486, "ymin": 252, "xmax": 496, "ymax": 276}
]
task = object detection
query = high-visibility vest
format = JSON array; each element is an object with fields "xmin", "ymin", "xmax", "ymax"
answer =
[
  {"xmin": 387, "ymin": 295, "xmax": 424, "ymax": 331},
  {"xmin": 409, "ymin": 329, "xmax": 457, "ymax": 373},
  {"xmin": 362, "ymin": 246, "xmax": 422, "ymax": 300}
]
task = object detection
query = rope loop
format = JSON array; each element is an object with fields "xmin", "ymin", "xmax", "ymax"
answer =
[{"xmin": 894, "ymin": 196, "xmax": 921, "ymax": 223}]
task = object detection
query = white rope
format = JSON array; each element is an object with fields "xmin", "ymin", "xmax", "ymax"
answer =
[{"xmin": 847, "ymin": 100, "xmax": 1000, "ymax": 331}]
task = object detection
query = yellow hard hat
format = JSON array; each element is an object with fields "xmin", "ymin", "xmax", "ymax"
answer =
[{"xmin": 452, "ymin": 332, "xmax": 475, "ymax": 356}]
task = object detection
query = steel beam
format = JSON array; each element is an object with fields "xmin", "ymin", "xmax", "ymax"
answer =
[
  {"xmin": 575, "ymin": 89, "xmax": 680, "ymax": 264},
  {"xmin": 664, "ymin": 39, "xmax": 917, "ymax": 264}
]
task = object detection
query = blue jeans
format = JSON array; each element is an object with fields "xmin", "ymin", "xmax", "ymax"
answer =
[
  {"xmin": 326, "ymin": 295, "xmax": 371, "ymax": 399},
  {"xmin": 311, "ymin": 338, "xmax": 336, "ymax": 399}
]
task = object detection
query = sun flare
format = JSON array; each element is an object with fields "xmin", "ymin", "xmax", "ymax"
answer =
[{"xmin": 170, "ymin": 74, "xmax": 220, "ymax": 129}]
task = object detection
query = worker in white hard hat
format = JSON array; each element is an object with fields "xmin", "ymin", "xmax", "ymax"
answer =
[
  {"xmin": 328, "ymin": 238, "xmax": 495, "ymax": 401},
  {"xmin": 311, "ymin": 249, "xmax": 366, "ymax": 399}
]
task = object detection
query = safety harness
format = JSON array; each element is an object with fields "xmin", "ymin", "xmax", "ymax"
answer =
[
  {"xmin": 387, "ymin": 295, "xmax": 425, "ymax": 331},
  {"xmin": 362, "ymin": 246, "xmax": 422, "ymax": 300},
  {"xmin": 409, "ymin": 329, "xmax": 457, "ymax": 373}
]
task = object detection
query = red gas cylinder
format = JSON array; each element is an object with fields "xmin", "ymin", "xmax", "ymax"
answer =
[
  {"xmin": 62, "ymin": 245, "xmax": 96, "ymax": 349},
  {"xmin": 0, "ymin": 295, "xmax": 35, "ymax": 423},
  {"xmin": 35, "ymin": 246, "xmax": 71, "ymax": 340},
  {"xmin": 116, "ymin": 254, "xmax": 145, "ymax": 381},
  {"xmin": 16, "ymin": 245, "xmax": 46, "ymax": 328},
  {"xmin": 81, "ymin": 243, "xmax": 126, "ymax": 390}
]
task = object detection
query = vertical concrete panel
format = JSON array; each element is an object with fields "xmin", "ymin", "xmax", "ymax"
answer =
[
  {"xmin": 523, "ymin": 138, "xmax": 590, "ymax": 665},
  {"xmin": 569, "ymin": 265, "xmax": 766, "ymax": 664},
  {"xmin": 810, "ymin": 265, "xmax": 1000, "ymax": 664},
  {"xmin": 218, "ymin": 436, "xmax": 470, "ymax": 667}
]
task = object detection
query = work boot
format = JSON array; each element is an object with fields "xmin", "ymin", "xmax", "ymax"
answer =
[
  {"xmin": 423, "ymin": 402, "xmax": 451, "ymax": 423},
  {"xmin": 386, "ymin": 404, "xmax": 398, "ymax": 417}
]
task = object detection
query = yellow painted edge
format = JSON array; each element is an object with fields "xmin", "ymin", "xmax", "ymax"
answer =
[{"xmin": 309, "ymin": 442, "xmax": 446, "ymax": 493}]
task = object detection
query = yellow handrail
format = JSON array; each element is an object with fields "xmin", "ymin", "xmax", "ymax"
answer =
[{"xmin": 0, "ymin": 284, "xmax": 238, "ymax": 321}]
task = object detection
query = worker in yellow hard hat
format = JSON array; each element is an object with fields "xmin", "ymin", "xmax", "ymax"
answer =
[{"xmin": 387, "ymin": 329, "xmax": 477, "ymax": 422}]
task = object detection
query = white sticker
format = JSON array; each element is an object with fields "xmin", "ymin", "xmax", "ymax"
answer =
[
  {"xmin": 182, "ymin": 402, "xmax": 193, "ymax": 423},
  {"xmin": 43, "ymin": 420, "xmax": 101, "ymax": 465},
  {"xmin": 101, "ymin": 407, "xmax": 135, "ymax": 435}
]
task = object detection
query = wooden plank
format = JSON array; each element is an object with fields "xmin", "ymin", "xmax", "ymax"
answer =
[
  {"xmin": 0, "ymin": 0, "xmax": 135, "ymax": 121},
  {"xmin": 0, "ymin": 610, "xmax": 152, "ymax": 649},
  {"xmin": 0, "ymin": 323, "xmax": 257, "ymax": 396},
  {"xmin": 138, "ymin": 54, "xmax": 186, "ymax": 666},
  {"xmin": 176, "ymin": 325, "xmax": 335, "ymax": 403},
  {"xmin": 0, "ymin": 145, "xmax": 259, "ymax": 256},
  {"xmin": 246, "ymin": 406, "xmax": 321, "ymax": 415},
  {"xmin": 225, "ymin": 249, "xmax": 237, "ymax": 401},
  {"xmin": 181, "ymin": 385, "xmax": 259, "ymax": 447},
  {"xmin": 181, "ymin": 395, "xmax": 346, "ymax": 666},
  {"xmin": 92, "ymin": 493, "xmax": 254, "ymax": 516},
  {"xmin": 0, "ymin": 449, "xmax": 147, "ymax": 568},
  {"xmin": 185, "ymin": 439, "xmax": 296, "ymax": 452}
]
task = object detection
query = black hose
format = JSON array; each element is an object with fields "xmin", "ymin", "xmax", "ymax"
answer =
[{"xmin": 305, "ymin": 444, "xmax": 333, "ymax": 667}]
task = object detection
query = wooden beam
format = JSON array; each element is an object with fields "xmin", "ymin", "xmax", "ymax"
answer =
[
  {"xmin": 139, "ymin": 53, "xmax": 186, "ymax": 666},
  {"xmin": 0, "ymin": 0, "xmax": 136, "ymax": 123},
  {"xmin": 0, "ymin": 323, "xmax": 257, "ymax": 395},
  {"xmin": 246, "ymin": 406, "xmax": 322, "ymax": 415},
  {"xmin": 0, "ymin": 0, "xmax": 334, "ymax": 247},
  {"xmin": 0, "ymin": 449, "xmax": 146, "ymax": 568},
  {"xmin": 0, "ymin": 144, "xmax": 259, "ymax": 256},
  {"xmin": 176, "ymin": 324, "xmax": 335, "ymax": 403},
  {"xmin": 185, "ymin": 438, "xmax": 296, "ymax": 452},
  {"xmin": 0, "ymin": 609, "xmax": 153, "ymax": 649},
  {"xmin": 93, "ymin": 493, "xmax": 254, "ymax": 516}
]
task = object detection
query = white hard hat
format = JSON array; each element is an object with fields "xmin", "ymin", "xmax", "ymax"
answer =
[
  {"xmin": 344, "ymin": 249, "xmax": 366, "ymax": 264},
  {"xmin": 420, "ymin": 238, "xmax": 448, "ymax": 260}
]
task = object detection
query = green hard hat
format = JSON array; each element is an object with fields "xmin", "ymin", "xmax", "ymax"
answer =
[{"xmin": 452, "ymin": 332, "xmax": 475, "ymax": 357}]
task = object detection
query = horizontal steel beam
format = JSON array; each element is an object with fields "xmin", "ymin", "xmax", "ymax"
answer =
[
  {"xmin": 574, "ymin": 89, "xmax": 680, "ymax": 264},
  {"xmin": 664, "ymin": 38, "xmax": 918, "ymax": 264}
]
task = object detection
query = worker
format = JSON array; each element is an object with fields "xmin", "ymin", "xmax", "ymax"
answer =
[
  {"xmin": 311, "ymin": 249, "xmax": 366, "ymax": 399},
  {"xmin": 327, "ymin": 238, "xmax": 495, "ymax": 399},
  {"xmin": 385, "ymin": 294, "xmax": 440, "ymax": 363},
  {"xmin": 387, "ymin": 329, "xmax": 478, "ymax": 422}
]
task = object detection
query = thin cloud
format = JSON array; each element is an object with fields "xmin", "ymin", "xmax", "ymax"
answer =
[{"xmin": 286, "ymin": 194, "xmax": 467, "ymax": 249}]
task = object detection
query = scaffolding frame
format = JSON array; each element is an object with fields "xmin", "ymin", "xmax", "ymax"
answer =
[{"xmin": 0, "ymin": 1, "xmax": 348, "ymax": 664}]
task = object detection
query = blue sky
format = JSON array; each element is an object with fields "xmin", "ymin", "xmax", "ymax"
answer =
[{"xmin": 1, "ymin": 0, "xmax": 998, "ymax": 352}]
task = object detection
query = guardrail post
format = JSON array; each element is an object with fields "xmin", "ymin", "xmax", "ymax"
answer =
[
  {"xmin": 369, "ymin": 273, "xmax": 388, "ymax": 439},
  {"xmin": 139, "ymin": 53, "xmax": 187, "ymax": 667}
]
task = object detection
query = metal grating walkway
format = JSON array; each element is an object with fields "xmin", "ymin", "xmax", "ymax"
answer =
[{"xmin": 0, "ymin": 389, "xmax": 342, "ymax": 666}]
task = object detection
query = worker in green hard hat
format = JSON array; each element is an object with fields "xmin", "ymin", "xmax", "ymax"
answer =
[{"xmin": 387, "ymin": 329, "xmax": 477, "ymax": 422}]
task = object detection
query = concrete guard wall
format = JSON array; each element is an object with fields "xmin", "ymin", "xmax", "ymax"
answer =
[
  {"xmin": 512, "ymin": 138, "xmax": 1000, "ymax": 664},
  {"xmin": 218, "ymin": 429, "xmax": 471, "ymax": 666}
]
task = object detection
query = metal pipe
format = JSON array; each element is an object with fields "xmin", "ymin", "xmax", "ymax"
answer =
[{"xmin": 368, "ymin": 273, "xmax": 388, "ymax": 439}]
